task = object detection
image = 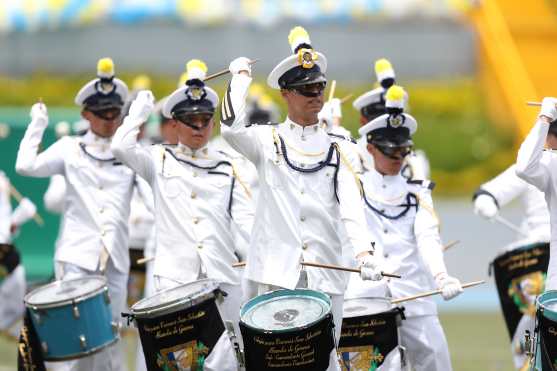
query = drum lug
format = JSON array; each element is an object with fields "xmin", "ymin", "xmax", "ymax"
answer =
[
  {"xmin": 32, "ymin": 309, "xmax": 43, "ymax": 325},
  {"xmin": 73, "ymin": 304, "xmax": 80, "ymax": 319},
  {"xmin": 525, "ymin": 330, "xmax": 533, "ymax": 358},
  {"xmin": 79, "ymin": 334, "xmax": 87, "ymax": 350},
  {"xmin": 225, "ymin": 320, "xmax": 245, "ymax": 368},
  {"xmin": 104, "ymin": 288, "xmax": 111, "ymax": 304},
  {"xmin": 111, "ymin": 321, "xmax": 120, "ymax": 334},
  {"xmin": 41, "ymin": 342, "xmax": 48, "ymax": 355}
]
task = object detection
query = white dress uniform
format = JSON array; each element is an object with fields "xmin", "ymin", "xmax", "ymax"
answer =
[
  {"xmin": 346, "ymin": 85, "xmax": 461, "ymax": 371},
  {"xmin": 16, "ymin": 58, "xmax": 133, "ymax": 371},
  {"xmin": 0, "ymin": 172, "xmax": 36, "ymax": 340},
  {"xmin": 516, "ymin": 116, "xmax": 557, "ymax": 291}
]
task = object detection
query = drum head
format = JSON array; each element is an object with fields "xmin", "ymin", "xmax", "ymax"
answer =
[
  {"xmin": 131, "ymin": 279, "xmax": 219, "ymax": 316},
  {"xmin": 240, "ymin": 289, "xmax": 331, "ymax": 332},
  {"xmin": 25, "ymin": 276, "xmax": 107, "ymax": 307},
  {"xmin": 537, "ymin": 290, "xmax": 557, "ymax": 321},
  {"xmin": 343, "ymin": 297, "xmax": 392, "ymax": 318}
]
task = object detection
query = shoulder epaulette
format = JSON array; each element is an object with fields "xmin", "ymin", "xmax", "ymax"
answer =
[
  {"xmin": 327, "ymin": 132, "xmax": 356, "ymax": 144},
  {"xmin": 407, "ymin": 179, "xmax": 436, "ymax": 190},
  {"xmin": 246, "ymin": 121, "xmax": 279, "ymax": 128}
]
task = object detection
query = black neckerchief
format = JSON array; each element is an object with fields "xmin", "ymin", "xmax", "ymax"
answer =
[
  {"xmin": 79, "ymin": 142, "xmax": 119, "ymax": 164},
  {"xmin": 362, "ymin": 185, "xmax": 419, "ymax": 220}
]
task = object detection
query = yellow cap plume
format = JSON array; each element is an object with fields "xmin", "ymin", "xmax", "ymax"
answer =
[
  {"xmin": 249, "ymin": 83, "xmax": 265, "ymax": 99},
  {"xmin": 132, "ymin": 74, "xmax": 151, "ymax": 90},
  {"xmin": 386, "ymin": 85, "xmax": 405, "ymax": 102},
  {"xmin": 186, "ymin": 59, "xmax": 208, "ymax": 74},
  {"xmin": 288, "ymin": 26, "xmax": 311, "ymax": 52},
  {"xmin": 97, "ymin": 58, "xmax": 114, "ymax": 78},
  {"xmin": 375, "ymin": 58, "xmax": 392, "ymax": 75}
]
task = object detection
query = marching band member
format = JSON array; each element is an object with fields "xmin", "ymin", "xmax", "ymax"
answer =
[
  {"xmin": 112, "ymin": 59, "xmax": 254, "ymax": 370},
  {"xmin": 0, "ymin": 172, "xmax": 36, "ymax": 340},
  {"xmin": 516, "ymin": 97, "xmax": 557, "ymax": 291},
  {"xmin": 348, "ymin": 85, "xmax": 463, "ymax": 371},
  {"xmin": 16, "ymin": 58, "xmax": 134, "ymax": 371},
  {"xmin": 353, "ymin": 59, "xmax": 430, "ymax": 179},
  {"xmin": 220, "ymin": 26, "xmax": 384, "ymax": 370}
]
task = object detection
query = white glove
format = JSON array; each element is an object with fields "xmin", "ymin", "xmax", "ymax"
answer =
[
  {"xmin": 473, "ymin": 194, "xmax": 498, "ymax": 220},
  {"xmin": 11, "ymin": 198, "xmax": 37, "ymax": 226},
  {"xmin": 435, "ymin": 273, "xmax": 463, "ymax": 300},
  {"xmin": 30, "ymin": 102, "xmax": 48, "ymax": 128},
  {"xmin": 229, "ymin": 57, "xmax": 252, "ymax": 76},
  {"xmin": 128, "ymin": 90, "xmax": 154, "ymax": 123},
  {"xmin": 329, "ymin": 98, "xmax": 342, "ymax": 119},
  {"xmin": 358, "ymin": 254, "xmax": 383, "ymax": 281},
  {"xmin": 539, "ymin": 97, "xmax": 557, "ymax": 121}
]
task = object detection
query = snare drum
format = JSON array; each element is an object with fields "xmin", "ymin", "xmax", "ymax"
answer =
[
  {"xmin": 130, "ymin": 279, "xmax": 230, "ymax": 370},
  {"xmin": 339, "ymin": 297, "xmax": 405, "ymax": 371},
  {"xmin": 239, "ymin": 288, "xmax": 335, "ymax": 371},
  {"xmin": 24, "ymin": 275, "xmax": 117, "ymax": 361},
  {"xmin": 531, "ymin": 290, "xmax": 557, "ymax": 371}
]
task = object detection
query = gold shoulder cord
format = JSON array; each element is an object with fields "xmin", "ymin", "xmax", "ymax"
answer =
[
  {"xmin": 333, "ymin": 143, "xmax": 363, "ymax": 196},
  {"xmin": 231, "ymin": 163, "xmax": 253, "ymax": 199},
  {"xmin": 416, "ymin": 192, "xmax": 441, "ymax": 229}
]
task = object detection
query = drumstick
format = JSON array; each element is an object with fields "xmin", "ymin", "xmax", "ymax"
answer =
[
  {"xmin": 203, "ymin": 59, "xmax": 259, "ymax": 82},
  {"xmin": 9, "ymin": 185, "xmax": 44, "ymax": 226},
  {"xmin": 231, "ymin": 261, "xmax": 401, "ymax": 279},
  {"xmin": 340, "ymin": 94, "xmax": 353, "ymax": 104},
  {"xmin": 136, "ymin": 256, "xmax": 155, "ymax": 265},
  {"xmin": 527, "ymin": 101, "xmax": 557, "ymax": 107},
  {"xmin": 494, "ymin": 215, "xmax": 528, "ymax": 237},
  {"xmin": 390, "ymin": 280, "xmax": 485, "ymax": 304},
  {"xmin": 442, "ymin": 240, "xmax": 459, "ymax": 252},
  {"xmin": 328, "ymin": 80, "xmax": 337, "ymax": 102}
]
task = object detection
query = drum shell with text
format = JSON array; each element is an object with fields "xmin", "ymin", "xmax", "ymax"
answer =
[
  {"xmin": 239, "ymin": 288, "xmax": 336, "ymax": 371},
  {"xmin": 339, "ymin": 297, "xmax": 405, "ymax": 371},
  {"xmin": 130, "ymin": 279, "xmax": 228, "ymax": 370},
  {"xmin": 531, "ymin": 290, "xmax": 557, "ymax": 370},
  {"xmin": 24, "ymin": 275, "xmax": 117, "ymax": 361}
]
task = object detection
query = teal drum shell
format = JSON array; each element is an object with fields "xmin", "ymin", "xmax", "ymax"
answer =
[
  {"xmin": 532, "ymin": 290, "xmax": 557, "ymax": 370},
  {"xmin": 537, "ymin": 291, "xmax": 557, "ymax": 322},
  {"xmin": 240, "ymin": 288, "xmax": 332, "ymax": 333},
  {"xmin": 24, "ymin": 276, "xmax": 117, "ymax": 361}
]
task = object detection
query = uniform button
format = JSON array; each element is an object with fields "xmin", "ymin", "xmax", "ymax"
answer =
[
  {"xmin": 302, "ymin": 243, "xmax": 308, "ymax": 250},
  {"xmin": 191, "ymin": 192, "xmax": 197, "ymax": 199},
  {"xmin": 193, "ymin": 172, "xmax": 198, "ymax": 177},
  {"xmin": 99, "ymin": 185, "xmax": 104, "ymax": 190},
  {"xmin": 300, "ymin": 189, "xmax": 305, "ymax": 195},
  {"xmin": 197, "ymin": 244, "xmax": 203, "ymax": 249},
  {"xmin": 383, "ymin": 229, "xmax": 388, "ymax": 234},
  {"xmin": 193, "ymin": 217, "xmax": 199, "ymax": 224},
  {"xmin": 382, "ymin": 184, "xmax": 386, "ymax": 189},
  {"xmin": 380, "ymin": 209, "xmax": 385, "ymax": 213},
  {"xmin": 300, "ymin": 216, "xmax": 306, "ymax": 222},
  {"xmin": 99, "ymin": 207, "xmax": 104, "ymax": 214},
  {"xmin": 101, "ymin": 230, "xmax": 106, "ymax": 236}
]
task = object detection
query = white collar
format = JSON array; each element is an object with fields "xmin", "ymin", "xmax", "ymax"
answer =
[
  {"xmin": 81, "ymin": 130, "xmax": 111, "ymax": 148},
  {"xmin": 175, "ymin": 143, "xmax": 210, "ymax": 159},
  {"xmin": 283, "ymin": 117, "xmax": 322, "ymax": 139}
]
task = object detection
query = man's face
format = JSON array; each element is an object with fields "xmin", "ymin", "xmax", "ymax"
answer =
[
  {"xmin": 281, "ymin": 82, "xmax": 326, "ymax": 117},
  {"xmin": 174, "ymin": 113, "xmax": 214, "ymax": 150},
  {"xmin": 82, "ymin": 107, "xmax": 122, "ymax": 138},
  {"xmin": 547, "ymin": 132, "xmax": 557, "ymax": 149},
  {"xmin": 160, "ymin": 119, "xmax": 179, "ymax": 145},
  {"xmin": 367, "ymin": 143, "xmax": 410, "ymax": 176}
]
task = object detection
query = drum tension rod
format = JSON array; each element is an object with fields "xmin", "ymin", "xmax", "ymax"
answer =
[{"xmin": 79, "ymin": 335, "xmax": 87, "ymax": 350}]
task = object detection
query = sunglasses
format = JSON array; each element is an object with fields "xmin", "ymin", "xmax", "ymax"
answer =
[
  {"xmin": 173, "ymin": 112, "xmax": 213, "ymax": 130},
  {"xmin": 290, "ymin": 82, "xmax": 327, "ymax": 98},
  {"xmin": 91, "ymin": 108, "xmax": 122, "ymax": 121},
  {"xmin": 376, "ymin": 144, "xmax": 412, "ymax": 160}
]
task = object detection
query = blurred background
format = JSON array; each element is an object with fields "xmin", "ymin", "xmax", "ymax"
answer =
[{"xmin": 1, "ymin": 0, "xmax": 555, "ymax": 370}]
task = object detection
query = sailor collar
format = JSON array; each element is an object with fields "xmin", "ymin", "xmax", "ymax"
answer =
[{"xmin": 282, "ymin": 117, "xmax": 322, "ymax": 140}]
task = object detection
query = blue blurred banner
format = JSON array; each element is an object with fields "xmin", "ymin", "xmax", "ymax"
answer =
[{"xmin": 0, "ymin": 0, "xmax": 466, "ymax": 33}]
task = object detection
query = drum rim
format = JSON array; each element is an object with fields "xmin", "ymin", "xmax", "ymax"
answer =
[
  {"xmin": 130, "ymin": 278, "xmax": 219, "ymax": 318},
  {"xmin": 491, "ymin": 241, "xmax": 549, "ymax": 263},
  {"xmin": 239, "ymin": 288, "xmax": 332, "ymax": 334},
  {"xmin": 24, "ymin": 275, "xmax": 108, "ymax": 309},
  {"xmin": 42, "ymin": 336, "xmax": 119, "ymax": 361},
  {"xmin": 536, "ymin": 290, "xmax": 557, "ymax": 318},
  {"xmin": 343, "ymin": 296, "xmax": 393, "ymax": 317}
]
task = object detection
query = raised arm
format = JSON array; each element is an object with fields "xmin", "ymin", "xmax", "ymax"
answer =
[
  {"xmin": 16, "ymin": 103, "xmax": 65, "ymax": 177},
  {"xmin": 111, "ymin": 91, "xmax": 156, "ymax": 184},
  {"xmin": 220, "ymin": 58, "xmax": 263, "ymax": 165},
  {"xmin": 516, "ymin": 98, "xmax": 557, "ymax": 192}
]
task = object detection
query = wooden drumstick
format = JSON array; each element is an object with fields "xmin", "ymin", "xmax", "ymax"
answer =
[
  {"xmin": 527, "ymin": 101, "xmax": 557, "ymax": 107},
  {"xmin": 231, "ymin": 261, "xmax": 401, "ymax": 279},
  {"xmin": 442, "ymin": 240, "xmax": 460, "ymax": 252},
  {"xmin": 340, "ymin": 94, "xmax": 353, "ymax": 104},
  {"xmin": 203, "ymin": 59, "xmax": 259, "ymax": 82},
  {"xmin": 9, "ymin": 185, "xmax": 44, "ymax": 226},
  {"xmin": 328, "ymin": 80, "xmax": 337, "ymax": 102},
  {"xmin": 136, "ymin": 256, "xmax": 155, "ymax": 265},
  {"xmin": 390, "ymin": 280, "xmax": 485, "ymax": 304}
]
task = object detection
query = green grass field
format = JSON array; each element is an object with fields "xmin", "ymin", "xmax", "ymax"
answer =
[{"xmin": 0, "ymin": 312, "xmax": 514, "ymax": 370}]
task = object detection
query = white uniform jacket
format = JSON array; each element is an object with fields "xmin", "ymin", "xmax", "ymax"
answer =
[
  {"xmin": 478, "ymin": 164, "xmax": 549, "ymax": 241},
  {"xmin": 351, "ymin": 168, "xmax": 448, "ymax": 316},
  {"xmin": 16, "ymin": 125, "xmax": 134, "ymax": 273},
  {"xmin": 111, "ymin": 119, "xmax": 254, "ymax": 286},
  {"xmin": 220, "ymin": 74, "xmax": 376, "ymax": 295},
  {"xmin": 516, "ymin": 119, "xmax": 557, "ymax": 290}
]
